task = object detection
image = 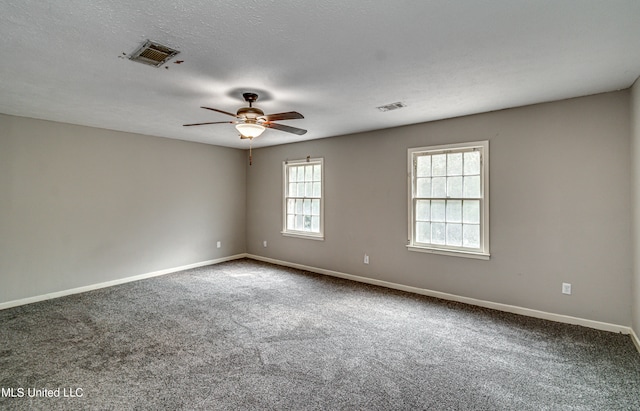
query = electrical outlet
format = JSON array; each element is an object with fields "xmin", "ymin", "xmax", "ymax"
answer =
[
  {"xmin": 263, "ymin": 241, "xmax": 267, "ymax": 248},
  {"xmin": 364, "ymin": 254, "xmax": 369, "ymax": 264},
  {"xmin": 562, "ymin": 283, "xmax": 571, "ymax": 295},
  {"xmin": 217, "ymin": 241, "xmax": 221, "ymax": 249}
]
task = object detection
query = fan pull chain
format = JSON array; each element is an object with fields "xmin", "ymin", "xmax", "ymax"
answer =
[{"xmin": 249, "ymin": 138, "xmax": 253, "ymax": 166}]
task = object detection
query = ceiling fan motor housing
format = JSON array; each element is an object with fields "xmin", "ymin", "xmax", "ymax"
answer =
[{"xmin": 237, "ymin": 106, "xmax": 264, "ymax": 123}]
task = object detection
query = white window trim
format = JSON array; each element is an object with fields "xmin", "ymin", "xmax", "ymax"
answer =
[
  {"xmin": 281, "ymin": 157, "xmax": 325, "ymax": 240},
  {"xmin": 407, "ymin": 140, "xmax": 490, "ymax": 260}
]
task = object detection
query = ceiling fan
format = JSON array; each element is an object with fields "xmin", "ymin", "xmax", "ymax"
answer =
[{"xmin": 183, "ymin": 92, "xmax": 307, "ymax": 139}]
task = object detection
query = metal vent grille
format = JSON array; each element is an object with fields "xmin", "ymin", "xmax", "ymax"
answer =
[
  {"xmin": 377, "ymin": 102, "xmax": 406, "ymax": 112},
  {"xmin": 129, "ymin": 40, "xmax": 180, "ymax": 67}
]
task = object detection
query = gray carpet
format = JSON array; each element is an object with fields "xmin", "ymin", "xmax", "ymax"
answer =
[{"xmin": 1, "ymin": 258, "xmax": 638, "ymax": 410}]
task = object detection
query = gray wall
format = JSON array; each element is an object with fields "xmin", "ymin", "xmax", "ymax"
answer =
[
  {"xmin": 0, "ymin": 114, "xmax": 246, "ymax": 304},
  {"xmin": 247, "ymin": 91, "xmax": 632, "ymax": 326},
  {"xmin": 632, "ymin": 80, "xmax": 640, "ymax": 336}
]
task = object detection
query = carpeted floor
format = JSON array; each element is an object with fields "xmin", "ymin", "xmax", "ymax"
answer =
[{"xmin": 0, "ymin": 258, "xmax": 638, "ymax": 410}]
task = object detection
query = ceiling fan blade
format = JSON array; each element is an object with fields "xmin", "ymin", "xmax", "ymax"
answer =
[
  {"xmin": 201, "ymin": 106, "xmax": 239, "ymax": 118},
  {"xmin": 260, "ymin": 111, "xmax": 304, "ymax": 122},
  {"xmin": 183, "ymin": 121, "xmax": 236, "ymax": 126},
  {"xmin": 264, "ymin": 122, "xmax": 307, "ymax": 135}
]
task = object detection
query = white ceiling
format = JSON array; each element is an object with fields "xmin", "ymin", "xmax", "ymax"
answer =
[{"xmin": 1, "ymin": 1, "xmax": 639, "ymax": 149}]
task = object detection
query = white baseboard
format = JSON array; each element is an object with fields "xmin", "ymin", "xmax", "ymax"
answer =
[
  {"xmin": 248, "ymin": 254, "xmax": 634, "ymax": 337},
  {"xmin": 631, "ymin": 328, "xmax": 640, "ymax": 353},
  {"xmin": 0, "ymin": 253, "xmax": 247, "ymax": 311}
]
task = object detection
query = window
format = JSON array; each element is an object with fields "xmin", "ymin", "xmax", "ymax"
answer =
[
  {"xmin": 408, "ymin": 141, "xmax": 489, "ymax": 259},
  {"xmin": 282, "ymin": 158, "xmax": 324, "ymax": 240}
]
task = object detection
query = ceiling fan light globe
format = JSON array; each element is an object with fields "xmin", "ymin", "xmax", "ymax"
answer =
[{"xmin": 235, "ymin": 123, "xmax": 265, "ymax": 138}]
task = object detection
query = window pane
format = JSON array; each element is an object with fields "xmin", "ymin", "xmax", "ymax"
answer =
[
  {"xmin": 303, "ymin": 199, "xmax": 311, "ymax": 215},
  {"xmin": 311, "ymin": 199, "xmax": 320, "ymax": 216},
  {"xmin": 432, "ymin": 177, "xmax": 446, "ymax": 197},
  {"xmin": 446, "ymin": 223, "xmax": 462, "ymax": 246},
  {"xmin": 313, "ymin": 164, "xmax": 321, "ymax": 181},
  {"xmin": 288, "ymin": 183, "xmax": 296, "ymax": 196},
  {"xmin": 312, "ymin": 182, "xmax": 321, "ymax": 197},
  {"xmin": 416, "ymin": 200, "xmax": 430, "ymax": 221},
  {"xmin": 287, "ymin": 199, "xmax": 295, "ymax": 214},
  {"xmin": 305, "ymin": 165, "xmax": 313, "ymax": 181},
  {"xmin": 446, "ymin": 200, "xmax": 462, "ymax": 223},
  {"xmin": 447, "ymin": 176, "xmax": 462, "ymax": 198},
  {"xmin": 464, "ymin": 151, "xmax": 480, "ymax": 175},
  {"xmin": 417, "ymin": 156, "xmax": 431, "ymax": 177},
  {"xmin": 463, "ymin": 175, "xmax": 481, "ymax": 198},
  {"xmin": 287, "ymin": 214, "xmax": 295, "ymax": 230},
  {"xmin": 289, "ymin": 168, "xmax": 297, "ymax": 183},
  {"xmin": 297, "ymin": 167, "xmax": 305, "ymax": 182},
  {"xmin": 416, "ymin": 178, "xmax": 431, "ymax": 197},
  {"xmin": 305, "ymin": 182, "xmax": 313, "ymax": 197},
  {"xmin": 431, "ymin": 200, "xmax": 445, "ymax": 222},
  {"xmin": 463, "ymin": 224, "xmax": 480, "ymax": 248},
  {"xmin": 447, "ymin": 153, "xmax": 462, "ymax": 175},
  {"xmin": 295, "ymin": 199, "xmax": 303, "ymax": 214},
  {"xmin": 431, "ymin": 223, "xmax": 446, "ymax": 244},
  {"xmin": 295, "ymin": 215, "xmax": 304, "ymax": 230},
  {"xmin": 432, "ymin": 154, "xmax": 447, "ymax": 176},
  {"xmin": 416, "ymin": 222, "xmax": 430, "ymax": 243},
  {"xmin": 303, "ymin": 215, "xmax": 312, "ymax": 231},
  {"xmin": 311, "ymin": 216, "xmax": 320, "ymax": 232},
  {"xmin": 297, "ymin": 182, "xmax": 305, "ymax": 197},
  {"xmin": 463, "ymin": 200, "xmax": 480, "ymax": 224}
]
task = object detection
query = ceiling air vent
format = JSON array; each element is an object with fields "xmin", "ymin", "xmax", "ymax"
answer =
[
  {"xmin": 377, "ymin": 102, "xmax": 406, "ymax": 112},
  {"xmin": 129, "ymin": 40, "xmax": 180, "ymax": 67}
]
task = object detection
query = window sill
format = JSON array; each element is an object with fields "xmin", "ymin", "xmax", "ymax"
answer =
[
  {"xmin": 282, "ymin": 231, "xmax": 325, "ymax": 241},
  {"xmin": 407, "ymin": 245, "xmax": 490, "ymax": 260}
]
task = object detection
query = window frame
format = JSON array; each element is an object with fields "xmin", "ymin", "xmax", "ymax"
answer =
[
  {"xmin": 282, "ymin": 157, "xmax": 324, "ymax": 240},
  {"xmin": 407, "ymin": 141, "xmax": 490, "ymax": 259}
]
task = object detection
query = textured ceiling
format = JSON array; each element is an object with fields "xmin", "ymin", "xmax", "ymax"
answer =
[{"xmin": 1, "ymin": 1, "xmax": 639, "ymax": 149}]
